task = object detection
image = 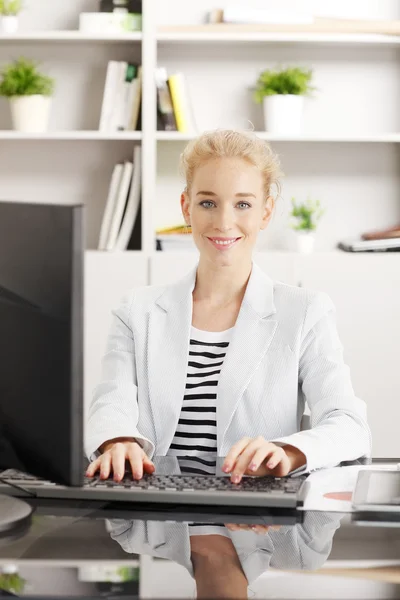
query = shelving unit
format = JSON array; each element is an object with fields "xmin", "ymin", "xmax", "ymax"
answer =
[
  {"xmin": 0, "ymin": 31, "xmax": 142, "ymax": 42},
  {"xmin": 1, "ymin": 0, "xmax": 399, "ymax": 456},
  {"xmin": 0, "ymin": 131, "xmax": 143, "ymax": 140}
]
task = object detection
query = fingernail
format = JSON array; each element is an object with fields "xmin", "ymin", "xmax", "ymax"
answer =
[
  {"xmin": 223, "ymin": 465, "xmax": 230, "ymax": 472},
  {"xmin": 267, "ymin": 462, "xmax": 274, "ymax": 468},
  {"xmin": 232, "ymin": 474, "xmax": 240, "ymax": 483},
  {"xmin": 250, "ymin": 463, "xmax": 257, "ymax": 471}
]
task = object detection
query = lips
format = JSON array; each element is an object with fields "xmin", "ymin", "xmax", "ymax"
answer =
[{"xmin": 207, "ymin": 237, "xmax": 242, "ymax": 250}]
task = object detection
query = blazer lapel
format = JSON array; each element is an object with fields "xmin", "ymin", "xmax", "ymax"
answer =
[
  {"xmin": 147, "ymin": 260, "xmax": 277, "ymax": 455},
  {"xmin": 147, "ymin": 265, "xmax": 198, "ymax": 454},
  {"xmin": 216, "ymin": 262, "xmax": 277, "ymax": 452}
]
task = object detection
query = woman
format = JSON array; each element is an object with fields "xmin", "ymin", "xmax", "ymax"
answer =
[
  {"xmin": 86, "ymin": 128, "xmax": 371, "ymax": 481},
  {"xmin": 85, "ymin": 129, "xmax": 371, "ymax": 595}
]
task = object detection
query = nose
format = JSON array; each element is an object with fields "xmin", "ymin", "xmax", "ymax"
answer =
[{"xmin": 214, "ymin": 205, "xmax": 235, "ymax": 232}]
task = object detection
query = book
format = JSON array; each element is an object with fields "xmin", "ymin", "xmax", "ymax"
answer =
[
  {"xmin": 155, "ymin": 67, "xmax": 177, "ymax": 131},
  {"xmin": 114, "ymin": 145, "xmax": 142, "ymax": 250},
  {"xmin": 121, "ymin": 63, "xmax": 138, "ymax": 130},
  {"xmin": 156, "ymin": 234, "xmax": 196, "ymax": 252},
  {"xmin": 221, "ymin": 7, "xmax": 314, "ymax": 25},
  {"xmin": 127, "ymin": 65, "xmax": 142, "ymax": 131},
  {"xmin": 109, "ymin": 61, "xmax": 129, "ymax": 131},
  {"xmin": 337, "ymin": 237, "xmax": 400, "ymax": 252},
  {"xmin": 99, "ymin": 61, "xmax": 121, "ymax": 132},
  {"xmin": 168, "ymin": 72, "xmax": 196, "ymax": 134},
  {"xmin": 98, "ymin": 163, "xmax": 123, "ymax": 250},
  {"xmin": 105, "ymin": 161, "xmax": 133, "ymax": 250}
]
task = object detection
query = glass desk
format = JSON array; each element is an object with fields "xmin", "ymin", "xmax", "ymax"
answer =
[{"xmin": 0, "ymin": 459, "xmax": 399, "ymax": 599}]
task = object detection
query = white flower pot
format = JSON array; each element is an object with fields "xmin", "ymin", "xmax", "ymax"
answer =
[
  {"xmin": 263, "ymin": 95, "xmax": 305, "ymax": 135},
  {"xmin": 9, "ymin": 95, "xmax": 52, "ymax": 132},
  {"xmin": 1, "ymin": 15, "xmax": 19, "ymax": 34},
  {"xmin": 295, "ymin": 231, "xmax": 315, "ymax": 254}
]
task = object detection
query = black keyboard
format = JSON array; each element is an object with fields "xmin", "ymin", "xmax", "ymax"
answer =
[
  {"xmin": 0, "ymin": 468, "xmax": 308, "ymax": 508},
  {"xmin": 87, "ymin": 473, "xmax": 305, "ymax": 494}
]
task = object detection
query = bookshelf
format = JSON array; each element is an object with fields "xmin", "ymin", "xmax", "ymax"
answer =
[{"xmin": 1, "ymin": 0, "xmax": 399, "ymax": 457}]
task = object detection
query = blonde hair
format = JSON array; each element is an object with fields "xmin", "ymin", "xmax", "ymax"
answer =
[{"xmin": 179, "ymin": 129, "xmax": 283, "ymax": 201}]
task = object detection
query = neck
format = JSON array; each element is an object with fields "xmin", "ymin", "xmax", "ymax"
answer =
[{"xmin": 193, "ymin": 258, "xmax": 253, "ymax": 306}]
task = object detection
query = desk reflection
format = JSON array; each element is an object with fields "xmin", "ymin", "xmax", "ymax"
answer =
[{"xmin": 106, "ymin": 456, "xmax": 343, "ymax": 595}]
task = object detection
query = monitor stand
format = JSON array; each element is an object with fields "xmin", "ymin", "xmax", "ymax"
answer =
[{"xmin": 0, "ymin": 494, "xmax": 33, "ymax": 544}]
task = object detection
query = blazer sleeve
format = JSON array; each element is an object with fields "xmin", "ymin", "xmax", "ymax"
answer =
[
  {"xmin": 271, "ymin": 291, "xmax": 372, "ymax": 473},
  {"xmin": 85, "ymin": 291, "xmax": 155, "ymax": 461}
]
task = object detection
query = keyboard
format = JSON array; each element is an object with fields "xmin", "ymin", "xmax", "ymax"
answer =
[{"xmin": 0, "ymin": 468, "xmax": 309, "ymax": 508}]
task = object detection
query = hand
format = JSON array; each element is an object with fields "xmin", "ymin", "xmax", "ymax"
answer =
[
  {"xmin": 85, "ymin": 437, "xmax": 155, "ymax": 482},
  {"xmin": 224, "ymin": 523, "xmax": 282, "ymax": 535},
  {"xmin": 222, "ymin": 436, "xmax": 306, "ymax": 483}
]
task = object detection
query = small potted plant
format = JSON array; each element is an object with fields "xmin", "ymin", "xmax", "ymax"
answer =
[
  {"xmin": 289, "ymin": 196, "xmax": 325, "ymax": 253},
  {"xmin": 253, "ymin": 66, "xmax": 315, "ymax": 135},
  {"xmin": 0, "ymin": 57, "xmax": 55, "ymax": 132},
  {"xmin": 0, "ymin": 0, "xmax": 23, "ymax": 34},
  {"xmin": 0, "ymin": 565, "xmax": 26, "ymax": 594}
]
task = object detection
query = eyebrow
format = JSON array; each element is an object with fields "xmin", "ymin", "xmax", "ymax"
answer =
[{"xmin": 196, "ymin": 191, "xmax": 256, "ymax": 198}]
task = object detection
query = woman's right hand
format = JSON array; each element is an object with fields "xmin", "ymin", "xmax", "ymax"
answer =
[{"xmin": 85, "ymin": 437, "xmax": 155, "ymax": 482}]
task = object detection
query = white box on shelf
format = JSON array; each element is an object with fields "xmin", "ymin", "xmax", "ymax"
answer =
[{"xmin": 79, "ymin": 12, "xmax": 141, "ymax": 34}]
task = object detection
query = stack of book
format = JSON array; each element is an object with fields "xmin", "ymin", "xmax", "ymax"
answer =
[
  {"xmin": 155, "ymin": 67, "xmax": 197, "ymax": 133},
  {"xmin": 99, "ymin": 61, "xmax": 142, "ymax": 132},
  {"xmin": 98, "ymin": 145, "xmax": 141, "ymax": 251},
  {"xmin": 155, "ymin": 224, "xmax": 196, "ymax": 252}
]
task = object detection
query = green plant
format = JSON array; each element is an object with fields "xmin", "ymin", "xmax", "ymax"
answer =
[
  {"xmin": 0, "ymin": 573, "xmax": 26, "ymax": 594},
  {"xmin": 254, "ymin": 66, "xmax": 315, "ymax": 103},
  {"xmin": 0, "ymin": 0, "xmax": 23, "ymax": 15},
  {"xmin": 0, "ymin": 57, "xmax": 55, "ymax": 97},
  {"xmin": 289, "ymin": 196, "xmax": 325, "ymax": 232},
  {"xmin": 116, "ymin": 566, "xmax": 140, "ymax": 582}
]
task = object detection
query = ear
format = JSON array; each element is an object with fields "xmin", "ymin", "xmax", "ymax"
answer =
[
  {"xmin": 180, "ymin": 191, "xmax": 191, "ymax": 224},
  {"xmin": 260, "ymin": 196, "xmax": 275, "ymax": 230}
]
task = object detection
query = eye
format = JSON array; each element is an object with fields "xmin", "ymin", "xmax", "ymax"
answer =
[
  {"xmin": 199, "ymin": 201, "xmax": 215, "ymax": 208},
  {"xmin": 238, "ymin": 202, "xmax": 251, "ymax": 209}
]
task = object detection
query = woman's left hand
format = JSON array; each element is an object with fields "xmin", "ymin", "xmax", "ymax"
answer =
[{"xmin": 221, "ymin": 436, "xmax": 306, "ymax": 483}]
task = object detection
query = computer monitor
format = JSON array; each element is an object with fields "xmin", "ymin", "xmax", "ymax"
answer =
[{"xmin": 0, "ymin": 201, "xmax": 84, "ymax": 486}]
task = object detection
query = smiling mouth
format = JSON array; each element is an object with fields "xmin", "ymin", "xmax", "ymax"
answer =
[{"xmin": 207, "ymin": 237, "xmax": 242, "ymax": 249}]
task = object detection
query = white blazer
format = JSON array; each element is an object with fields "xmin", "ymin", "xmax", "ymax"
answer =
[{"xmin": 86, "ymin": 260, "xmax": 372, "ymax": 471}]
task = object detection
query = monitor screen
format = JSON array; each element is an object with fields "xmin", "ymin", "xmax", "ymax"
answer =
[{"xmin": 0, "ymin": 201, "xmax": 84, "ymax": 486}]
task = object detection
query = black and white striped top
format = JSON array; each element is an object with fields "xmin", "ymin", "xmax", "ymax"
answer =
[{"xmin": 167, "ymin": 325, "xmax": 234, "ymax": 536}]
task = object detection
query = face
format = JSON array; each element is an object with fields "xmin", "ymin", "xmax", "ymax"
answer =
[{"xmin": 181, "ymin": 157, "xmax": 274, "ymax": 266}]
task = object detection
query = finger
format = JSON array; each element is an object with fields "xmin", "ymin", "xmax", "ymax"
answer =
[
  {"xmin": 232, "ymin": 439, "xmax": 277, "ymax": 483},
  {"xmin": 250, "ymin": 525, "xmax": 270, "ymax": 535},
  {"xmin": 85, "ymin": 457, "xmax": 101, "ymax": 477},
  {"xmin": 222, "ymin": 437, "xmax": 252, "ymax": 473},
  {"xmin": 111, "ymin": 443, "xmax": 127, "ymax": 482},
  {"xmin": 265, "ymin": 447, "xmax": 289, "ymax": 471},
  {"xmin": 250, "ymin": 445, "xmax": 285, "ymax": 472},
  {"xmin": 142, "ymin": 454, "xmax": 155, "ymax": 474},
  {"xmin": 127, "ymin": 444, "xmax": 144, "ymax": 479},
  {"xmin": 99, "ymin": 453, "xmax": 112, "ymax": 479}
]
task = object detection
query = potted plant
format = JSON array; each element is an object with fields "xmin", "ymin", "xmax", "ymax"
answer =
[
  {"xmin": 0, "ymin": 565, "xmax": 26, "ymax": 594},
  {"xmin": 289, "ymin": 196, "xmax": 325, "ymax": 253},
  {"xmin": 253, "ymin": 66, "xmax": 315, "ymax": 134},
  {"xmin": 0, "ymin": 0, "xmax": 23, "ymax": 34},
  {"xmin": 0, "ymin": 57, "xmax": 55, "ymax": 132}
]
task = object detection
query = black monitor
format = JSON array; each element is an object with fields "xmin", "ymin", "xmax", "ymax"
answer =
[{"xmin": 0, "ymin": 201, "xmax": 84, "ymax": 486}]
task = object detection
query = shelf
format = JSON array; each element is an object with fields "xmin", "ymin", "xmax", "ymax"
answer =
[
  {"xmin": 156, "ymin": 131, "xmax": 400, "ymax": 143},
  {"xmin": 157, "ymin": 30, "xmax": 400, "ymax": 46},
  {"xmin": 0, "ymin": 31, "xmax": 142, "ymax": 42},
  {"xmin": 0, "ymin": 131, "xmax": 142, "ymax": 140}
]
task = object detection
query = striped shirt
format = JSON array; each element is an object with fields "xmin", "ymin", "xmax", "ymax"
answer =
[{"xmin": 167, "ymin": 325, "xmax": 234, "ymax": 536}]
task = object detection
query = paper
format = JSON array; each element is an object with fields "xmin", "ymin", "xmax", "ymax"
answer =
[{"xmin": 302, "ymin": 463, "xmax": 399, "ymax": 512}]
